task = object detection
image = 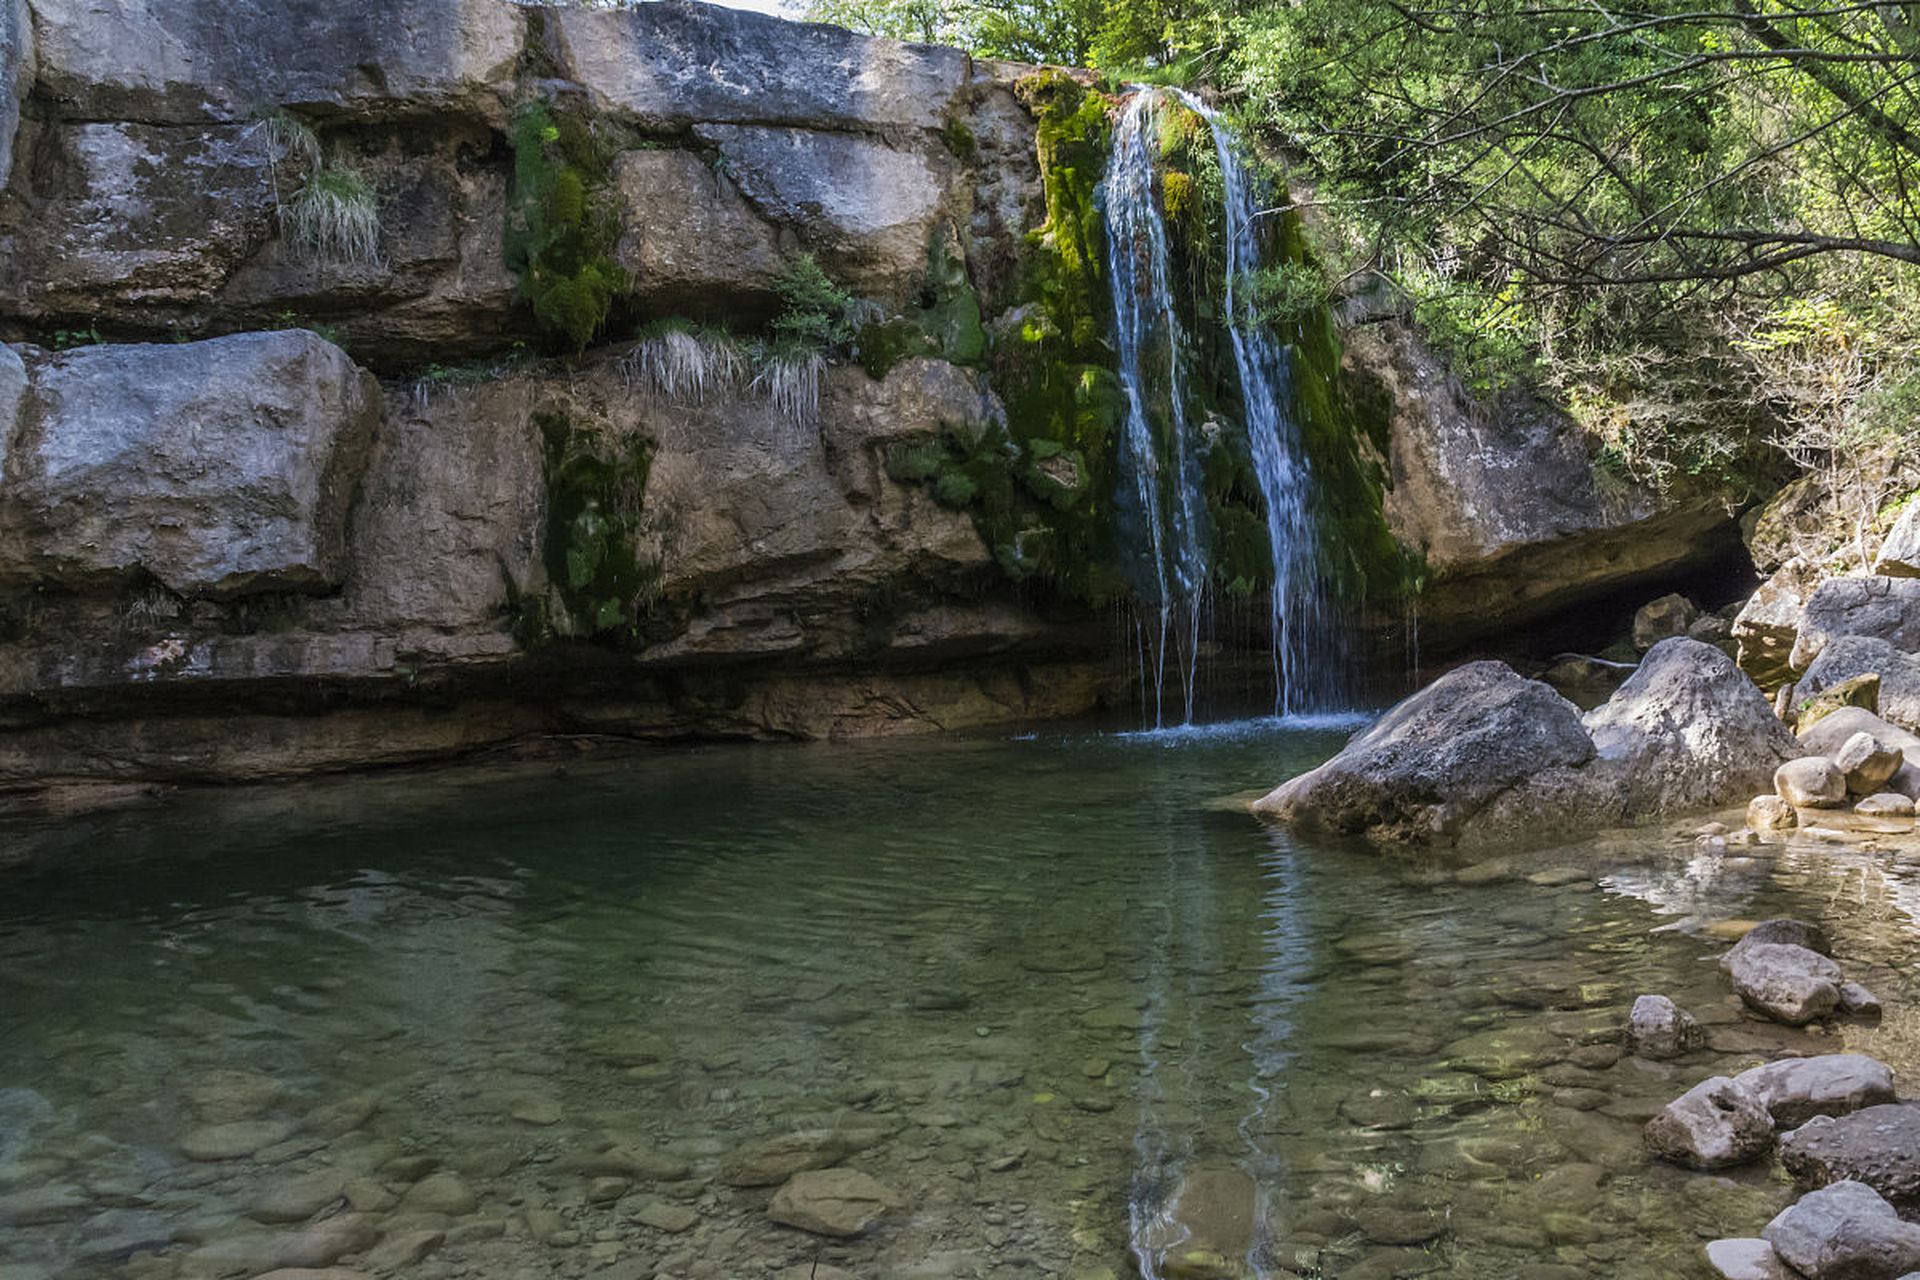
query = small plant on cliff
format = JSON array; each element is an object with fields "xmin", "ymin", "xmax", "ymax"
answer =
[
  {"xmin": 506, "ymin": 101, "xmax": 629, "ymax": 355},
  {"xmin": 285, "ymin": 166, "xmax": 383, "ymax": 265},
  {"xmin": 750, "ymin": 343, "xmax": 826, "ymax": 424},
  {"xmin": 623, "ymin": 320, "xmax": 744, "ymax": 403}
]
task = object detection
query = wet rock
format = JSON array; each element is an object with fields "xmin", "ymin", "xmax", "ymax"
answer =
[
  {"xmin": 1778, "ymin": 758, "xmax": 1847, "ymax": 808},
  {"xmin": 1750, "ymin": 795, "xmax": 1800, "ymax": 829},
  {"xmin": 633, "ymin": 1201, "xmax": 698, "ymax": 1233},
  {"xmin": 1841, "ymin": 983, "xmax": 1885, "ymax": 1017},
  {"xmin": 585, "ymin": 1177, "xmax": 628, "ymax": 1204},
  {"xmin": 186, "ymin": 1069, "xmax": 288, "ymax": 1123},
  {"xmin": 1444, "ymin": 1024, "xmax": 1568, "ymax": 1079},
  {"xmin": 1355, "ymin": 1205, "xmax": 1447, "ymax": 1245},
  {"xmin": 304, "ymin": 1091, "xmax": 381, "ymax": 1139},
  {"xmin": 1644, "ymin": 1076, "xmax": 1774, "ymax": 1169},
  {"xmin": 1628, "ymin": 995, "xmax": 1704, "ymax": 1060},
  {"xmin": 1781, "ymin": 1106, "xmax": 1920, "ymax": 1209},
  {"xmin": 1635, "ymin": 593, "xmax": 1700, "ymax": 651},
  {"xmin": 767, "ymin": 1168, "xmax": 902, "ymax": 1238},
  {"xmin": 509, "ymin": 1095, "xmax": 560, "ymax": 1126},
  {"xmin": 722, "ymin": 1129, "xmax": 883, "ymax": 1187},
  {"xmin": 1857, "ymin": 793, "xmax": 1916, "ymax": 817},
  {"xmin": 0, "ymin": 1183, "xmax": 88, "ymax": 1225},
  {"xmin": 1836, "ymin": 732, "xmax": 1905, "ymax": 795},
  {"xmin": 1706, "ymin": 1237, "xmax": 1792, "ymax": 1279},
  {"xmin": 366, "ymin": 1227, "xmax": 443, "ymax": 1270},
  {"xmin": 570, "ymin": 1144, "xmax": 690, "ymax": 1182},
  {"xmin": 180, "ymin": 1118, "xmax": 298, "ymax": 1161},
  {"xmin": 1728, "ymin": 943, "xmax": 1845, "ymax": 1025},
  {"xmin": 399, "ymin": 1172, "xmax": 476, "ymax": 1216},
  {"xmin": 1736, "ymin": 1056, "xmax": 1897, "ymax": 1128},
  {"xmin": 247, "ymin": 1169, "xmax": 347, "ymax": 1223},
  {"xmin": 1724, "ymin": 918, "xmax": 1835, "ymax": 962},
  {"xmin": 1765, "ymin": 1179, "xmax": 1920, "ymax": 1280},
  {"xmin": 1145, "ymin": 1166, "xmax": 1257, "ymax": 1280}
]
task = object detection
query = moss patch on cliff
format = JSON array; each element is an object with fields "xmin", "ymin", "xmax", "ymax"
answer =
[
  {"xmin": 506, "ymin": 102, "xmax": 629, "ymax": 355},
  {"xmin": 533, "ymin": 409, "xmax": 658, "ymax": 641}
]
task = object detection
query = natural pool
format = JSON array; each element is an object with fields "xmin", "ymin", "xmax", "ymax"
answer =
[{"xmin": 3, "ymin": 717, "xmax": 1919, "ymax": 1280}]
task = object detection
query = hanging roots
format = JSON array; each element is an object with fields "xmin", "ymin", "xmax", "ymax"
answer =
[
  {"xmin": 284, "ymin": 166, "xmax": 382, "ymax": 265},
  {"xmin": 751, "ymin": 348, "xmax": 824, "ymax": 425}
]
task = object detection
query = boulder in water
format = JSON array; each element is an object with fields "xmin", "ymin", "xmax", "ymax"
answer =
[
  {"xmin": 1628, "ymin": 995, "xmax": 1704, "ymax": 1060},
  {"xmin": 1780, "ymin": 1106, "xmax": 1920, "ymax": 1209},
  {"xmin": 1735, "ymin": 1055, "xmax": 1897, "ymax": 1129},
  {"xmin": 1728, "ymin": 943, "xmax": 1844, "ymax": 1025},
  {"xmin": 1835, "ymin": 731, "xmax": 1904, "ymax": 795},
  {"xmin": 767, "ymin": 1168, "xmax": 902, "ymax": 1237},
  {"xmin": 1777, "ymin": 758, "xmax": 1846, "ymax": 808},
  {"xmin": 1764, "ymin": 1179, "xmax": 1920, "ymax": 1280},
  {"xmin": 1645, "ymin": 1075, "xmax": 1774, "ymax": 1169},
  {"xmin": 1749, "ymin": 794, "xmax": 1799, "ymax": 829}
]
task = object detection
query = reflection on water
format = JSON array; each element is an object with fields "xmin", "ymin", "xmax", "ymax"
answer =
[{"xmin": 2, "ymin": 723, "xmax": 1920, "ymax": 1280}]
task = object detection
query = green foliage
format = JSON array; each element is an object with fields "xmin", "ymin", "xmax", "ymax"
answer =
[
  {"xmin": 50, "ymin": 326, "xmax": 102, "ymax": 351},
  {"xmin": 535, "ymin": 410, "xmax": 657, "ymax": 641},
  {"xmin": 506, "ymin": 102, "xmax": 629, "ymax": 355},
  {"xmin": 770, "ymin": 254, "xmax": 856, "ymax": 351}
]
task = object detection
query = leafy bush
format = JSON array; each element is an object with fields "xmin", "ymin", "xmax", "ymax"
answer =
[{"xmin": 506, "ymin": 102, "xmax": 629, "ymax": 354}]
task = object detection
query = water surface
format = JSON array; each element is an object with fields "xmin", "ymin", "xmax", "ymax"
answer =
[{"xmin": 4, "ymin": 719, "xmax": 1918, "ymax": 1280}]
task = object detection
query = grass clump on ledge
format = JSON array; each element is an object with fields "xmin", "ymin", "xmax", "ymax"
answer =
[
  {"xmin": 622, "ymin": 321, "xmax": 743, "ymax": 404},
  {"xmin": 285, "ymin": 166, "xmax": 382, "ymax": 265}
]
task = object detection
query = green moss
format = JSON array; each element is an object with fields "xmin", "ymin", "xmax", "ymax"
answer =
[
  {"xmin": 535, "ymin": 410, "xmax": 657, "ymax": 641},
  {"xmin": 938, "ymin": 117, "xmax": 979, "ymax": 163},
  {"xmin": 506, "ymin": 102, "xmax": 629, "ymax": 355},
  {"xmin": 855, "ymin": 236, "xmax": 988, "ymax": 380}
]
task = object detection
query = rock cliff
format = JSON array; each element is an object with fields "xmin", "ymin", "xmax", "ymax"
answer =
[{"xmin": 0, "ymin": 0, "xmax": 1744, "ymax": 783}]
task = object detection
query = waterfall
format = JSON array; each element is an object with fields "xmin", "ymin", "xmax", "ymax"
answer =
[
  {"xmin": 1173, "ymin": 89, "xmax": 1338, "ymax": 716},
  {"xmin": 1096, "ymin": 86, "xmax": 1342, "ymax": 723},
  {"xmin": 1103, "ymin": 92, "xmax": 1209, "ymax": 727}
]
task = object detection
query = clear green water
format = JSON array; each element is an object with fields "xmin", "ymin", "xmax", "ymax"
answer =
[{"xmin": 3, "ymin": 718, "xmax": 1918, "ymax": 1280}]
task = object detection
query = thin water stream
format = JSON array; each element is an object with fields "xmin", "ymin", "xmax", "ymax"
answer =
[{"xmin": 3, "ymin": 721, "xmax": 1920, "ymax": 1280}]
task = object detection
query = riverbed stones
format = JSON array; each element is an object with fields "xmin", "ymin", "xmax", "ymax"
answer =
[
  {"xmin": 1778, "ymin": 758, "xmax": 1848, "ymax": 808},
  {"xmin": 185, "ymin": 1069, "xmax": 289, "ymax": 1123},
  {"xmin": 1750, "ymin": 794, "xmax": 1800, "ymax": 829},
  {"xmin": 633, "ymin": 1200, "xmax": 698, "ymax": 1233},
  {"xmin": 1735, "ymin": 1056, "xmax": 1898, "ymax": 1129},
  {"xmin": 247, "ymin": 1169, "xmax": 347, "ymax": 1223},
  {"xmin": 180, "ymin": 1119, "xmax": 298, "ymax": 1161},
  {"xmin": 723, "ymin": 1129, "xmax": 882, "ymax": 1187},
  {"xmin": 1725, "ymin": 918, "xmax": 1835, "ymax": 961},
  {"xmin": 1764, "ymin": 1179, "xmax": 1920, "ymax": 1280},
  {"xmin": 1644, "ymin": 1076, "xmax": 1774, "ymax": 1169},
  {"xmin": 1781, "ymin": 1106, "xmax": 1920, "ymax": 1209},
  {"xmin": 767, "ymin": 1168, "xmax": 901, "ymax": 1238},
  {"xmin": 367, "ymin": 1227, "xmax": 444, "ymax": 1270},
  {"xmin": 0, "ymin": 1184, "xmax": 87, "ymax": 1225},
  {"xmin": 399, "ymin": 1171, "xmax": 476, "ymax": 1216},
  {"xmin": 1629, "ymin": 995, "xmax": 1704, "ymax": 1060},
  {"xmin": 1728, "ymin": 944, "xmax": 1845, "ymax": 1024},
  {"xmin": 1443, "ymin": 1024, "xmax": 1568, "ymax": 1079}
]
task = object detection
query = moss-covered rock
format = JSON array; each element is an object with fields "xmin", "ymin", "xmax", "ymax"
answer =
[{"xmin": 534, "ymin": 409, "xmax": 657, "ymax": 641}]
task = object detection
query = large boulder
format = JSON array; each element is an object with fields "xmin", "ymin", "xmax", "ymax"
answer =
[
  {"xmin": 1800, "ymin": 637, "xmax": 1920, "ymax": 734},
  {"xmin": 1781, "ymin": 1107, "xmax": 1920, "ymax": 1210},
  {"xmin": 1736, "ymin": 557, "xmax": 1823, "ymax": 690},
  {"xmin": 1835, "ymin": 731, "xmax": 1905, "ymax": 795},
  {"xmin": 0, "ymin": 332, "xmax": 379, "ymax": 597},
  {"xmin": 1249, "ymin": 661, "xmax": 1596, "ymax": 846},
  {"xmin": 1728, "ymin": 943, "xmax": 1845, "ymax": 1025},
  {"xmin": 1735, "ymin": 1056, "xmax": 1898, "ymax": 1129},
  {"xmin": 0, "ymin": 0, "xmax": 30, "ymax": 192},
  {"xmin": 1644, "ymin": 1075, "xmax": 1775, "ymax": 1169},
  {"xmin": 546, "ymin": 1, "xmax": 968, "ymax": 133},
  {"xmin": 612, "ymin": 150, "xmax": 786, "ymax": 317},
  {"xmin": 1583, "ymin": 638, "xmax": 1800, "ymax": 814},
  {"xmin": 1764, "ymin": 1180, "xmax": 1920, "ymax": 1280},
  {"xmin": 1792, "ymin": 577, "xmax": 1920, "ymax": 674},
  {"xmin": 27, "ymin": 0, "xmax": 523, "ymax": 123}
]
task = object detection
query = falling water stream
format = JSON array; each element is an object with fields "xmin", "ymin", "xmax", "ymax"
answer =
[{"xmin": 1101, "ymin": 88, "xmax": 1339, "ymax": 726}]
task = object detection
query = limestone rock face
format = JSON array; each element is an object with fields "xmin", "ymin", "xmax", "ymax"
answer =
[
  {"xmin": 27, "ymin": 0, "xmax": 524, "ymax": 123},
  {"xmin": 546, "ymin": 0, "xmax": 969, "ymax": 132},
  {"xmin": 1644, "ymin": 1075, "xmax": 1774, "ymax": 1169},
  {"xmin": 0, "ymin": 0, "xmax": 30, "ymax": 192},
  {"xmin": 0, "ymin": 332, "xmax": 379, "ymax": 597},
  {"xmin": 1781, "ymin": 1107, "xmax": 1920, "ymax": 1210},
  {"xmin": 1350, "ymin": 320, "xmax": 1740, "ymax": 647},
  {"xmin": 1792, "ymin": 576, "xmax": 1920, "ymax": 674},
  {"xmin": 1764, "ymin": 1180, "xmax": 1920, "ymax": 1280},
  {"xmin": 1250, "ymin": 661, "xmax": 1595, "ymax": 845},
  {"xmin": 1875, "ymin": 501, "xmax": 1920, "ymax": 577},
  {"xmin": 1736, "ymin": 558, "xmax": 1823, "ymax": 690},
  {"xmin": 612, "ymin": 150, "xmax": 786, "ymax": 316}
]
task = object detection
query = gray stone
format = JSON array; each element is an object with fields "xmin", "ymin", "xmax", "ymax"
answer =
[
  {"xmin": 0, "ymin": 0, "xmax": 30, "ymax": 192},
  {"xmin": 548, "ymin": 0, "xmax": 968, "ymax": 132},
  {"xmin": 0, "ymin": 1184, "xmax": 88, "ymax": 1225},
  {"xmin": 28, "ymin": 0, "xmax": 523, "ymax": 123},
  {"xmin": 1800, "ymin": 637, "xmax": 1920, "ymax": 734},
  {"xmin": 180, "ymin": 1119, "xmax": 298, "ymax": 1161},
  {"xmin": 1750, "ymin": 794, "xmax": 1800, "ymax": 829},
  {"xmin": 612, "ymin": 150, "xmax": 785, "ymax": 314},
  {"xmin": 767, "ymin": 1168, "xmax": 902, "ymax": 1238},
  {"xmin": 1856, "ymin": 793, "xmax": 1915, "ymax": 817},
  {"xmin": 1736, "ymin": 558, "xmax": 1822, "ymax": 689},
  {"xmin": 399, "ymin": 1171, "xmax": 476, "ymax": 1216},
  {"xmin": 247, "ymin": 1169, "xmax": 347, "ymax": 1223},
  {"xmin": 1792, "ymin": 576, "xmax": 1920, "ymax": 673},
  {"xmin": 1728, "ymin": 943, "xmax": 1845, "ymax": 1025},
  {"xmin": 1644, "ymin": 1075, "xmax": 1775, "ymax": 1169},
  {"xmin": 1781, "ymin": 1106, "xmax": 1920, "ymax": 1210},
  {"xmin": 0, "ymin": 333, "xmax": 379, "ymax": 597},
  {"xmin": 1723, "ymin": 919, "xmax": 1834, "ymax": 963},
  {"xmin": 1876, "ymin": 502, "xmax": 1920, "ymax": 577},
  {"xmin": 1252, "ymin": 660, "xmax": 1596, "ymax": 847},
  {"xmin": 186, "ymin": 1069, "xmax": 288, "ymax": 1124},
  {"xmin": 1835, "ymin": 732, "xmax": 1904, "ymax": 795},
  {"xmin": 366, "ymin": 1226, "xmax": 444, "ymax": 1270},
  {"xmin": 1635, "ymin": 593, "xmax": 1700, "ymax": 651},
  {"xmin": 633, "ymin": 1201, "xmax": 698, "ymax": 1233},
  {"xmin": 1707, "ymin": 1238, "xmax": 1792, "ymax": 1280},
  {"xmin": 723, "ymin": 1129, "xmax": 884, "ymax": 1187},
  {"xmin": 1778, "ymin": 758, "xmax": 1847, "ymax": 808},
  {"xmin": 1841, "ymin": 983, "xmax": 1884, "ymax": 1017},
  {"xmin": 1801, "ymin": 708, "xmax": 1920, "ymax": 798},
  {"xmin": 1735, "ymin": 1055, "xmax": 1897, "ymax": 1128},
  {"xmin": 1765, "ymin": 1180, "xmax": 1920, "ymax": 1280},
  {"xmin": 1628, "ymin": 994, "xmax": 1704, "ymax": 1060}
]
